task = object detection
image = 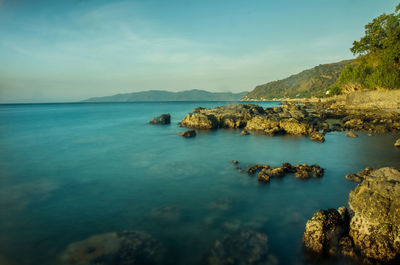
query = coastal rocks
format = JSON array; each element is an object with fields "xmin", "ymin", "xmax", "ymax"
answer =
[
  {"xmin": 243, "ymin": 162, "xmax": 324, "ymax": 183},
  {"xmin": 279, "ymin": 118, "xmax": 315, "ymax": 135},
  {"xmin": 309, "ymin": 132, "xmax": 325, "ymax": 143},
  {"xmin": 149, "ymin": 113, "xmax": 170, "ymax": 125},
  {"xmin": 395, "ymin": 138, "xmax": 400, "ymax": 147},
  {"xmin": 345, "ymin": 167, "xmax": 373, "ymax": 182},
  {"xmin": 294, "ymin": 164, "xmax": 324, "ymax": 179},
  {"xmin": 240, "ymin": 130, "xmax": 250, "ymax": 135},
  {"xmin": 179, "ymin": 113, "xmax": 218, "ymax": 129},
  {"xmin": 204, "ymin": 230, "xmax": 278, "ymax": 265},
  {"xmin": 348, "ymin": 167, "xmax": 400, "ymax": 262},
  {"xmin": 303, "ymin": 167, "xmax": 400, "ymax": 263},
  {"xmin": 346, "ymin": 131, "xmax": 358, "ymax": 138},
  {"xmin": 303, "ymin": 207, "xmax": 350, "ymax": 255},
  {"xmin": 60, "ymin": 231, "xmax": 166, "ymax": 265},
  {"xmin": 178, "ymin": 130, "xmax": 196, "ymax": 138}
]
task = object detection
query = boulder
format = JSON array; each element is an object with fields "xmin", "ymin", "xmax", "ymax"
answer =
[
  {"xmin": 60, "ymin": 231, "xmax": 166, "ymax": 265},
  {"xmin": 294, "ymin": 164, "xmax": 324, "ymax": 179},
  {"xmin": 257, "ymin": 170, "xmax": 271, "ymax": 183},
  {"xmin": 179, "ymin": 113, "xmax": 218, "ymax": 129},
  {"xmin": 179, "ymin": 130, "xmax": 196, "ymax": 138},
  {"xmin": 304, "ymin": 167, "xmax": 400, "ymax": 263},
  {"xmin": 345, "ymin": 167, "xmax": 373, "ymax": 182},
  {"xmin": 395, "ymin": 138, "xmax": 400, "ymax": 147},
  {"xmin": 204, "ymin": 230, "xmax": 278, "ymax": 265},
  {"xmin": 303, "ymin": 207, "xmax": 349, "ymax": 255},
  {"xmin": 346, "ymin": 131, "xmax": 358, "ymax": 138},
  {"xmin": 279, "ymin": 118, "xmax": 315, "ymax": 135},
  {"xmin": 149, "ymin": 114, "xmax": 171, "ymax": 125},
  {"xmin": 309, "ymin": 132, "xmax": 325, "ymax": 143},
  {"xmin": 241, "ymin": 130, "xmax": 250, "ymax": 135},
  {"xmin": 348, "ymin": 167, "xmax": 400, "ymax": 262}
]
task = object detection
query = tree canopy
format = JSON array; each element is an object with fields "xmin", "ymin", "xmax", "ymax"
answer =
[{"xmin": 330, "ymin": 3, "xmax": 400, "ymax": 94}]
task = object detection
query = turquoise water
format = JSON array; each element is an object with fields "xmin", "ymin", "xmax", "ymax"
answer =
[{"xmin": 0, "ymin": 102, "xmax": 399, "ymax": 265}]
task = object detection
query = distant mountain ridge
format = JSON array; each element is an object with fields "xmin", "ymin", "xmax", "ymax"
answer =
[
  {"xmin": 242, "ymin": 59, "xmax": 354, "ymax": 100},
  {"xmin": 83, "ymin": 89, "xmax": 248, "ymax": 102}
]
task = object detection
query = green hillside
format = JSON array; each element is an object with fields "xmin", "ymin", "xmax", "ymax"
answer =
[
  {"xmin": 83, "ymin": 89, "xmax": 248, "ymax": 102},
  {"xmin": 242, "ymin": 60, "xmax": 353, "ymax": 100}
]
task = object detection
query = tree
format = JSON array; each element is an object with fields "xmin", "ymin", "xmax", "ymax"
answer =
[{"xmin": 335, "ymin": 3, "xmax": 400, "ymax": 90}]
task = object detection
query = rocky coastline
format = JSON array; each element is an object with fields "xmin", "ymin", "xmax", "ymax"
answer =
[
  {"xmin": 303, "ymin": 167, "xmax": 400, "ymax": 264},
  {"xmin": 178, "ymin": 101, "xmax": 400, "ymax": 142}
]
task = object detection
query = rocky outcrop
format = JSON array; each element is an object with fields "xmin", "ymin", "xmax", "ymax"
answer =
[
  {"xmin": 303, "ymin": 207, "xmax": 351, "ymax": 255},
  {"xmin": 348, "ymin": 167, "xmax": 400, "ymax": 262},
  {"xmin": 204, "ymin": 230, "xmax": 278, "ymax": 265},
  {"xmin": 309, "ymin": 132, "xmax": 325, "ymax": 143},
  {"xmin": 238, "ymin": 162, "xmax": 323, "ymax": 183},
  {"xmin": 180, "ymin": 102, "xmax": 400, "ymax": 139},
  {"xmin": 149, "ymin": 113, "xmax": 170, "ymax": 125},
  {"xmin": 303, "ymin": 167, "xmax": 400, "ymax": 263},
  {"xmin": 345, "ymin": 167, "xmax": 373, "ymax": 182},
  {"xmin": 60, "ymin": 231, "xmax": 166, "ymax": 265},
  {"xmin": 179, "ymin": 130, "xmax": 196, "ymax": 138},
  {"xmin": 346, "ymin": 131, "xmax": 358, "ymax": 138},
  {"xmin": 240, "ymin": 130, "xmax": 250, "ymax": 135}
]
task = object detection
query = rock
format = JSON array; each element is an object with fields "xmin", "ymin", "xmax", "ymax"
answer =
[
  {"xmin": 240, "ymin": 130, "xmax": 250, "ymax": 135},
  {"xmin": 257, "ymin": 170, "xmax": 271, "ymax": 183},
  {"xmin": 178, "ymin": 130, "xmax": 196, "ymax": 138},
  {"xmin": 294, "ymin": 164, "xmax": 324, "ymax": 179},
  {"xmin": 309, "ymin": 132, "xmax": 325, "ymax": 143},
  {"xmin": 303, "ymin": 207, "xmax": 349, "ymax": 255},
  {"xmin": 395, "ymin": 138, "xmax": 400, "ymax": 147},
  {"xmin": 204, "ymin": 230, "xmax": 278, "ymax": 265},
  {"xmin": 304, "ymin": 167, "xmax": 400, "ymax": 263},
  {"xmin": 348, "ymin": 167, "xmax": 400, "ymax": 262},
  {"xmin": 229, "ymin": 160, "xmax": 239, "ymax": 164},
  {"xmin": 346, "ymin": 131, "xmax": 358, "ymax": 138},
  {"xmin": 60, "ymin": 231, "xmax": 166, "ymax": 265},
  {"xmin": 345, "ymin": 167, "xmax": 373, "ymax": 182},
  {"xmin": 247, "ymin": 164, "xmax": 270, "ymax": 175},
  {"xmin": 279, "ymin": 118, "xmax": 315, "ymax": 135},
  {"xmin": 179, "ymin": 113, "xmax": 218, "ymax": 129},
  {"xmin": 281, "ymin": 162, "xmax": 296, "ymax": 173},
  {"xmin": 149, "ymin": 114, "xmax": 170, "ymax": 125}
]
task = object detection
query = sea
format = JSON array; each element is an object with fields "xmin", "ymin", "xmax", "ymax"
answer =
[{"xmin": 0, "ymin": 101, "xmax": 399, "ymax": 265}]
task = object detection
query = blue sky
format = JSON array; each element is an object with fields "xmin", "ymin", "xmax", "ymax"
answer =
[{"xmin": 0, "ymin": 0, "xmax": 398, "ymax": 102}]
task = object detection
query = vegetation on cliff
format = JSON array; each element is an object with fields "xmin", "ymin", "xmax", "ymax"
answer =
[
  {"xmin": 242, "ymin": 60, "xmax": 353, "ymax": 100},
  {"xmin": 330, "ymin": 4, "xmax": 400, "ymax": 95}
]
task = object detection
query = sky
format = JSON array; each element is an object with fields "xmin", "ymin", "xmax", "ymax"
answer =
[{"xmin": 0, "ymin": 0, "xmax": 398, "ymax": 103}]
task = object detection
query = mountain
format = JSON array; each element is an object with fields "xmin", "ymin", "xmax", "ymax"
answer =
[
  {"xmin": 83, "ymin": 89, "xmax": 248, "ymax": 102},
  {"xmin": 242, "ymin": 59, "xmax": 354, "ymax": 100}
]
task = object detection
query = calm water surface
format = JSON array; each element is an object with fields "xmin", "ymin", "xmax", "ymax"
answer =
[{"xmin": 0, "ymin": 102, "xmax": 399, "ymax": 265}]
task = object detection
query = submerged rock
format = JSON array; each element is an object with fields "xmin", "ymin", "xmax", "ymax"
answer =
[
  {"xmin": 309, "ymin": 132, "xmax": 325, "ymax": 143},
  {"xmin": 151, "ymin": 205, "xmax": 182, "ymax": 222},
  {"xmin": 60, "ymin": 231, "xmax": 166, "ymax": 265},
  {"xmin": 240, "ymin": 130, "xmax": 250, "ymax": 135},
  {"xmin": 229, "ymin": 160, "xmax": 239, "ymax": 165},
  {"xmin": 303, "ymin": 167, "xmax": 400, "ymax": 263},
  {"xmin": 345, "ymin": 131, "xmax": 358, "ymax": 138},
  {"xmin": 179, "ymin": 130, "xmax": 196, "ymax": 138},
  {"xmin": 149, "ymin": 114, "xmax": 170, "ymax": 125},
  {"xmin": 204, "ymin": 230, "xmax": 278, "ymax": 265}
]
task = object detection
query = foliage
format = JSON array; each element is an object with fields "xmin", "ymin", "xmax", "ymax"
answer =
[
  {"xmin": 243, "ymin": 60, "xmax": 353, "ymax": 100},
  {"xmin": 327, "ymin": 85, "xmax": 343, "ymax": 96},
  {"xmin": 336, "ymin": 3, "xmax": 400, "ymax": 91}
]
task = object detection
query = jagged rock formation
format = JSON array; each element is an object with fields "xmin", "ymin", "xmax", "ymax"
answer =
[{"xmin": 303, "ymin": 167, "xmax": 400, "ymax": 263}]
